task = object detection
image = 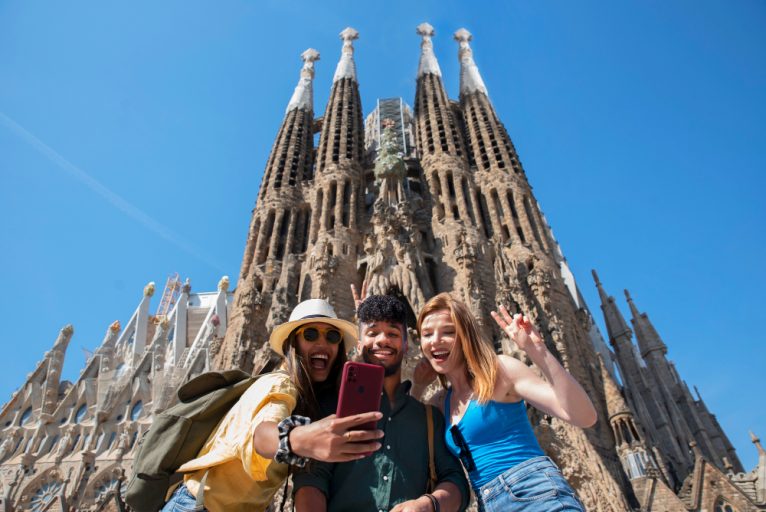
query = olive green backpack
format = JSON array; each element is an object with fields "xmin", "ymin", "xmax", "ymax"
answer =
[{"xmin": 124, "ymin": 369, "xmax": 261, "ymax": 512}]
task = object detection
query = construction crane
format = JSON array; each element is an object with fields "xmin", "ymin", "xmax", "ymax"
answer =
[{"xmin": 154, "ymin": 273, "xmax": 183, "ymax": 321}]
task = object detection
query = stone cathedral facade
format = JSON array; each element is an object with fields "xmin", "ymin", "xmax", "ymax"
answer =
[{"xmin": 1, "ymin": 24, "xmax": 764, "ymax": 512}]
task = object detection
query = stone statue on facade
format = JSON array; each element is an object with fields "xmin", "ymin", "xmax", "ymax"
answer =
[
  {"xmin": 54, "ymin": 427, "xmax": 73, "ymax": 462},
  {"xmin": 0, "ymin": 430, "xmax": 20, "ymax": 461},
  {"xmin": 373, "ymin": 120, "xmax": 408, "ymax": 210}
]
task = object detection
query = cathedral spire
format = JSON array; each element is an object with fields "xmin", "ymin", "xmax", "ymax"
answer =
[
  {"xmin": 416, "ymin": 22, "xmax": 441, "ymax": 77},
  {"xmin": 454, "ymin": 28, "xmax": 488, "ymax": 97},
  {"xmin": 413, "ymin": 23, "xmax": 466, "ymax": 161},
  {"xmin": 333, "ymin": 27, "xmax": 359, "ymax": 83},
  {"xmin": 592, "ymin": 270, "xmax": 631, "ymax": 344},
  {"xmin": 624, "ymin": 289, "xmax": 667, "ymax": 357},
  {"xmin": 286, "ymin": 48, "xmax": 319, "ymax": 113}
]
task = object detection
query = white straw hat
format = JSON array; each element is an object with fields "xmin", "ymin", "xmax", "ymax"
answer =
[{"xmin": 268, "ymin": 299, "xmax": 358, "ymax": 356}]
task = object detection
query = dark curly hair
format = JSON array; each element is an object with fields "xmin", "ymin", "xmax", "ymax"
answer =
[{"xmin": 357, "ymin": 295, "xmax": 408, "ymax": 342}]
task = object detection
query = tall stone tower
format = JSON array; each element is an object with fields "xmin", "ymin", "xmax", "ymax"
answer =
[{"xmin": 210, "ymin": 25, "xmax": 757, "ymax": 511}]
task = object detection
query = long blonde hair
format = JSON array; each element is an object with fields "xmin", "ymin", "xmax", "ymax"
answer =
[{"xmin": 417, "ymin": 293, "xmax": 498, "ymax": 403}]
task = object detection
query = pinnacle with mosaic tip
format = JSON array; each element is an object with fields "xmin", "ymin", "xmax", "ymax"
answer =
[
  {"xmin": 416, "ymin": 22, "xmax": 434, "ymax": 37},
  {"xmin": 454, "ymin": 28, "xmax": 488, "ymax": 96},
  {"xmin": 340, "ymin": 27, "xmax": 359, "ymax": 42},
  {"xmin": 302, "ymin": 47, "xmax": 320, "ymax": 64},
  {"xmin": 416, "ymin": 22, "xmax": 441, "ymax": 77},
  {"xmin": 286, "ymin": 48, "xmax": 320, "ymax": 113},
  {"xmin": 333, "ymin": 27, "xmax": 359, "ymax": 82}
]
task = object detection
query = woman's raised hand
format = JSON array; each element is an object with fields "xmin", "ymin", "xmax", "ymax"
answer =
[
  {"xmin": 491, "ymin": 306, "xmax": 545, "ymax": 355},
  {"xmin": 350, "ymin": 279, "xmax": 369, "ymax": 311},
  {"xmin": 413, "ymin": 357, "xmax": 438, "ymax": 387}
]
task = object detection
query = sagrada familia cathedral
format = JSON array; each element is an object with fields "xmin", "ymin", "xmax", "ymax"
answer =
[{"xmin": 1, "ymin": 24, "xmax": 764, "ymax": 512}]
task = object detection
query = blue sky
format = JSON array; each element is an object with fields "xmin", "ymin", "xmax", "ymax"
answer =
[{"xmin": 1, "ymin": 1, "xmax": 764, "ymax": 469}]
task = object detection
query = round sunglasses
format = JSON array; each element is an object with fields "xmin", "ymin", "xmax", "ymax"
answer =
[{"xmin": 296, "ymin": 326, "xmax": 343, "ymax": 345}]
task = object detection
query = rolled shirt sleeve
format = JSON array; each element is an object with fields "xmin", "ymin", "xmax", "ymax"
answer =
[
  {"xmin": 241, "ymin": 398, "xmax": 293, "ymax": 480},
  {"xmin": 179, "ymin": 372, "xmax": 297, "ymax": 480}
]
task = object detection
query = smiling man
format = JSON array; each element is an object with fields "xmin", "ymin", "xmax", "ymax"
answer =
[{"xmin": 293, "ymin": 295, "xmax": 469, "ymax": 512}]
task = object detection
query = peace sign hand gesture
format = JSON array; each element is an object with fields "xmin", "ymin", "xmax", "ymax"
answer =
[
  {"xmin": 350, "ymin": 279, "xmax": 369, "ymax": 311},
  {"xmin": 491, "ymin": 306, "xmax": 546, "ymax": 356}
]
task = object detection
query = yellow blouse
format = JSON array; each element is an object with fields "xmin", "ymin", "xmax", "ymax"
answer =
[{"xmin": 178, "ymin": 372, "xmax": 298, "ymax": 512}]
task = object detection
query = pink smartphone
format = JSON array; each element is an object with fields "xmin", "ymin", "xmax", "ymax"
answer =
[{"xmin": 336, "ymin": 361, "xmax": 385, "ymax": 430}]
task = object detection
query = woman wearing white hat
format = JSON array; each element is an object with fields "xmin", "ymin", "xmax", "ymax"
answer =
[{"xmin": 163, "ymin": 299, "xmax": 384, "ymax": 512}]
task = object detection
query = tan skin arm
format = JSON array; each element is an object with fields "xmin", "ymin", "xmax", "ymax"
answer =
[
  {"xmin": 389, "ymin": 481, "xmax": 463, "ymax": 512},
  {"xmin": 294, "ymin": 486, "xmax": 327, "ymax": 512},
  {"xmin": 252, "ymin": 412, "xmax": 384, "ymax": 463},
  {"xmin": 491, "ymin": 307, "xmax": 597, "ymax": 428}
]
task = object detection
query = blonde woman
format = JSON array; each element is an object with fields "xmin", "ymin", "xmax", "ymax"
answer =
[{"xmin": 415, "ymin": 293, "xmax": 595, "ymax": 512}]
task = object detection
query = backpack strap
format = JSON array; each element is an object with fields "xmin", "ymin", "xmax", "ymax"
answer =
[
  {"xmin": 194, "ymin": 471, "xmax": 208, "ymax": 509},
  {"xmin": 425, "ymin": 404, "xmax": 437, "ymax": 493},
  {"xmin": 279, "ymin": 465, "xmax": 291, "ymax": 512}
]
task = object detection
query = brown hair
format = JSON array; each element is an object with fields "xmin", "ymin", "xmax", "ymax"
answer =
[
  {"xmin": 281, "ymin": 329, "xmax": 347, "ymax": 420},
  {"xmin": 417, "ymin": 293, "xmax": 497, "ymax": 403}
]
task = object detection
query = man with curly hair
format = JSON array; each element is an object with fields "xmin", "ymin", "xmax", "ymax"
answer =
[{"xmin": 293, "ymin": 294, "xmax": 468, "ymax": 512}]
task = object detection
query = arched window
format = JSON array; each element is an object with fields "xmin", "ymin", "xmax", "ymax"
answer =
[
  {"xmin": 69, "ymin": 434, "xmax": 80, "ymax": 454},
  {"xmin": 95, "ymin": 431, "xmax": 105, "ymax": 451},
  {"xmin": 130, "ymin": 401, "xmax": 144, "ymax": 421},
  {"xmin": 45, "ymin": 435, "xmax": 59, "ymax": 455},
  {"xmin": 107, "ymin": 432, "xmax": 117, "ymax": 450},
  {"xmin": 19, "ymin": 407, "xmax": 32, "ymax": 426},
  {"xmin": 74, "ymin": 404, "xmax": 87, "ymax": 424}
]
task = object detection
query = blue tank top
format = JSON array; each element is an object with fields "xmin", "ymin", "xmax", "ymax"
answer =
[{"xmin": 444, "ymin": 389, "xmax": 544, "ymax": 489}]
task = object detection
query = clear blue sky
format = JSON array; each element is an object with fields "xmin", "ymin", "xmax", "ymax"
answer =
[{"xmin": 1, "ymin": 1, "xmax": 764, "ymax": 469}]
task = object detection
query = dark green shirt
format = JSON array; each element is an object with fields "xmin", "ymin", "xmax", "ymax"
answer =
[{"xmin": 293, "ymin": 381, "xmax": 469, "ymax": 512}]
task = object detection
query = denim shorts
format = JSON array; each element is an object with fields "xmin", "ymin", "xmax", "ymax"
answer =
[
  {"xmin": 476, "ymin": 456, "xmax": 585, "ymax": 512},
  {"xmin": 161, "ymin": 483, "xmax": 207, "ymax": 512}
]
